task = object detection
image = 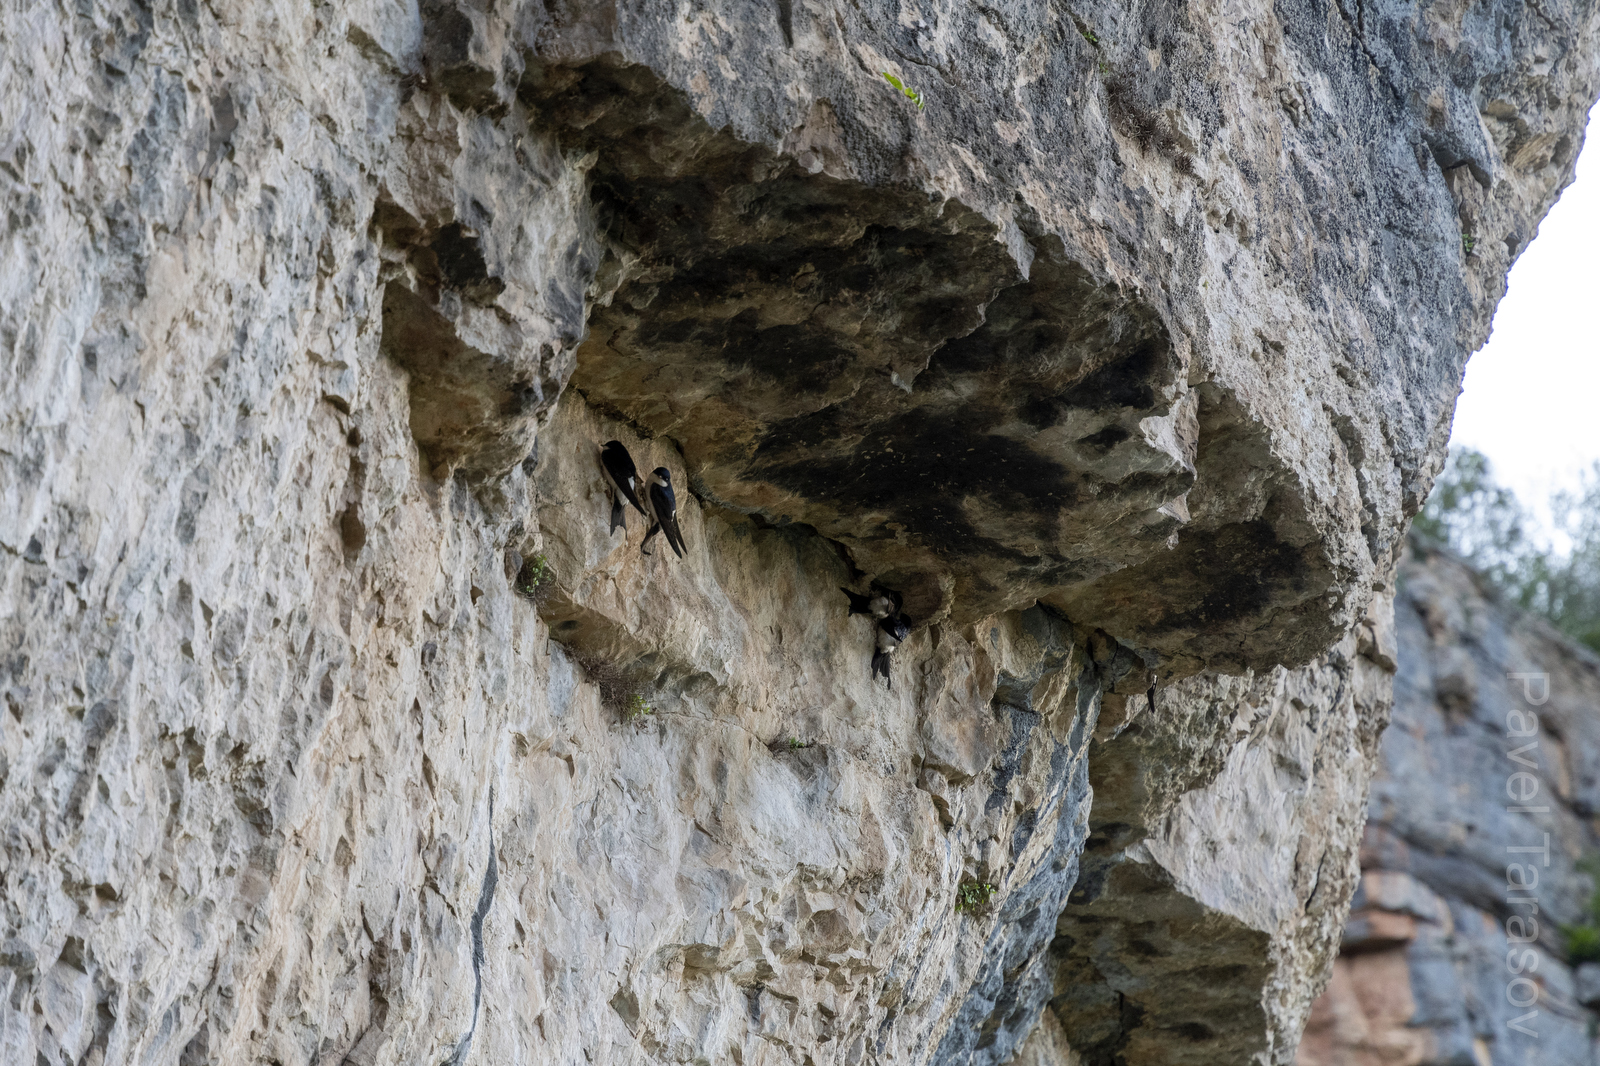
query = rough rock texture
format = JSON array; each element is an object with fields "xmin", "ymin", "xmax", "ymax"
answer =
[
  {"xmin": 1298, "ymin": 545, "xmax": 1600, "ymax": 1066},
  {"xmin": 1, "ymin": 0, "xmax": 1597, "ymax": 1065},
  {"xmin": 1050, "ymin": 603, "xmax": 1395, "ymax": 1065},
  {"xmin": 529, "ymin": 0, "xmax": 1600, "ymax": 676}
]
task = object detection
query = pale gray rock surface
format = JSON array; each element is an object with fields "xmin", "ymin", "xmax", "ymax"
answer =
[
  {"xmin": 1299, "ymin": 545, "xmax": 1600, "ymax": 1066},
  {"xmin": 0, "ymin": 1, "xmax": 1596, "ymax": 1065},
  {"xmin": 1051, "ymin": 599, "xmax": 1395, "ymax": 1065},
  {"xmin": 1578, "ymin": 964, "xmax": 1600, "ymax": 1010}
]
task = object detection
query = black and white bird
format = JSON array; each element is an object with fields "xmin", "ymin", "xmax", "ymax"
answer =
[
  {"xmin": 871, "ymin": 614, "xmax": 911, "ymax": 689},
  {"xmin": 599, "ymin": 440, "xmax": 646, "ymax": 534},
  {"xmin": 640, "ymin": 467, "xmax": 687, "ymax": 559},
  {"xmin": 841, "ymin": 585, "xmax": 902, "ymax": 620}
]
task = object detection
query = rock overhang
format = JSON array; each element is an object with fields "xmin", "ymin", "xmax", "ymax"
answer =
[
  {"xmin": 371, "ymin": 0, "xmax": 1582, "ymax": 679},
  {"xmin": 514, "ymin": 52, "xmax": 1373, "ymax": 678},
  {"xmin": 4, "ymin": 0, "xmax": 1596, "ymax": 1062}
]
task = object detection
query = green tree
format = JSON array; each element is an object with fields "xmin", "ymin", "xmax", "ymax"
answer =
[
  {"xmin": 1544, "ymin": 471, "xmax": 1600, "ymax": 652},
  {"xmin": 1417, "ymin": 449, "xmax": 1600, "ymax": 654},
  {"xmin": 1414, "ymin": 448, "xmax": 1538, "ymax": 587}
]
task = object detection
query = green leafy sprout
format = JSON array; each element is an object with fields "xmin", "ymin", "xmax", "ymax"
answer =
[
  {"xmin": 1462, "ymin": 233, "xmax": 1476, "ymax": 255},
  {"xmin": 518, "ymin": 553, "xmax": 551, "ymax": 596},
  {"xmin": 1568, "ymin": 924, "xmax": 1600, "ymax": 963},
  {"xmin": 788, "ymin": 737, "xmax": 813, "ymax": 750},
  {"xmin": 624, "ymin": 693, "xmax": 654, "ymax": 722},
  {"xmin": 881, "ymin": 71, "xmax": 925, "ymax": 110},
  {"xmin": 1416, "ymin": 447, "xmax": 1600, "ymax": 653},
  {"xmin": 1562, "ymin": 854, "xmax": 1600, "ymax": 961},
  {"xmin": 955, "ymin": 881, "xmax": 998, "ymax": 913},
  {"xmin": 1081, "ymin": 27, "xmax": 1100, "ymax": 45}
]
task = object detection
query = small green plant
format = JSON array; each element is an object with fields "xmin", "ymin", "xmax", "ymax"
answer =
[
  {"xmin": 881, "ymin": 71, "xmax": 925, "ymax": 110},
  {"xmin": 517, "ymin": 553, "xmax": 552, "ymax": 599},
  {"xmin": 1080, "ymin": 27, "xmax": 1099, "ymax": 45},
  {"xmin": 955, "ymin": 881, "xmax": 998, "ymax": 913},
  {"xmin": 570, "ymin": 651, "xmax": 654, "ymax": 723},
  {"xmin": 1097, "ymin": 58, "xmax": 1111, "ymax": 76},
  {"xmin": 788, "ymin": 737, "xmax": 813, "ymax": 750},
  {"xmin": 1462, "ymin": 233, "xmax": 1476, "ymax": 255},
  {"xmin": 1567, "ymin": 924, "xmax": 1600, "ymax": 963},
  {"xmin": 624, "ymin": 693, "xmax": 654, "ymax": 723},
  {"xmin": 1561, "ymin": 854, "xmax": 1600, "ymax": 961}
]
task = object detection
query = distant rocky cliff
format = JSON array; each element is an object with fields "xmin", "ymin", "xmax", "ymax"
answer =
[
  {"xmin": 2, "ymin": 2, "xmax": 1597, "ymax": 1065},
  {"xmin": 1300, "ymin": 544, "xmax": 1600, "ymax": 1066}
]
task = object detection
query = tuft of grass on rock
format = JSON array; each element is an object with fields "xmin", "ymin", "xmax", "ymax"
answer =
[
  {"xmin": 573, "ymin": 653, "xmax": 654, "ymax": 724},
  {"xmin": 1568, "ymin": 924, "xmax": 1600, "ymax": 963},
  {"xmin": 1101, "ymin": 68, "xmax": 1195, "ymax": 176},
  {"xmin": 517, "ymin": 553, "xmax": 555, "ymax": 603},
  {"xmin": 624, "ymin": 693, "xmax": 654, "ymax": 723},
  {"xmin": 1070, "ymin": 15, "xmax": 1102, "ymax": 48},
  {"xmin": 955, "ymin": 881, "xmax": 998, "ymax": 914},
  {"xmin": 881, "ymin": 71, "xmax": 925, "ymax": 110},
  {"xmin": 1561, "ymin": 854, "xmax": 1600, "ymax": 962}
]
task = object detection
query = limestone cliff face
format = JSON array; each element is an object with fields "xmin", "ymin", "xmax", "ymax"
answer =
[
  {"xmin": 0, "ymin": 2, "xmax": 1595, "ymax": 1066},
  {"xmin": 1300, "ymin": 546, "xmax": 1600, "ymax": 1066}
]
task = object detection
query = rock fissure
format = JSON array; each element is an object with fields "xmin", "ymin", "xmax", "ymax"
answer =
[{"xmin": 445, "ymin": 794, "xmax": 499, "ymax": 1066}]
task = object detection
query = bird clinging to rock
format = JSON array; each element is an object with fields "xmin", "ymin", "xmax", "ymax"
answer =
[
  {"xmin": 641, "ymin": 467, "xmax": 687, "ymax": 559},
  {"xmin": 872, "ymin": 613, "xmax": 911, "ymax": 690},
  {"xmin": 600, "ymin": 440, "xmax": 646, "ymax": 534},
  {"xmin": 841, "ymin": 584, "xmax": 902, "ymax": 620}
]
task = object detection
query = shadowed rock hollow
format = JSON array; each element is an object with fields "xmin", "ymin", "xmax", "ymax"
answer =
[
  {"xmin": 528, "ymin": 56, "xmax": 1335, "ymax": 679},
  {"xmin": 1, "ymin": 1, "xmax": 1596, "ymax": 1065}
]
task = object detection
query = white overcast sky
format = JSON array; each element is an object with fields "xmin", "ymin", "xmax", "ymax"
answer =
[{"xmin": 1448, "ymin": 103, "xmax": 1600, "ymax": 540}]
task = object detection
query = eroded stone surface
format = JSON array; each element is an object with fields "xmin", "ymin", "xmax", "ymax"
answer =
[
  {"xmin": 1299, "ymin": 546, "xmax": 1600, "ymax": 1066},
  {"xmin": 526, "ymin": 0, "xmax": 1600, "ymax": 675},
  {"xmin": 1, "ymin": 0, "xmax": 1597, "ymax": 1064},
  {"xmin": 1049, "ymin": 593, "xmax": 1396, "ymax": 1065}
]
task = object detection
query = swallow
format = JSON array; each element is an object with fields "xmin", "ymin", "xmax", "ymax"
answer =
[
  {"xmin": 871, "ymin": 614, "xmax": 911, "ymax": 689},
  {"xmin": 599, "ymin": 440, "xmax": 646, "ymax": 534},
  {"xmin": 640, "ymin": 467, "xmax": 687, "ymax": 559},
  {"xmin": 841, "ymin": 585, "xmax": 903, "ymax": 620}
]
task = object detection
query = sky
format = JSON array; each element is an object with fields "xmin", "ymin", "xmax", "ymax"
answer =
[{"xmin": 1448, "ymin": 104, "xmax": 1600, "ymax": 542}]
